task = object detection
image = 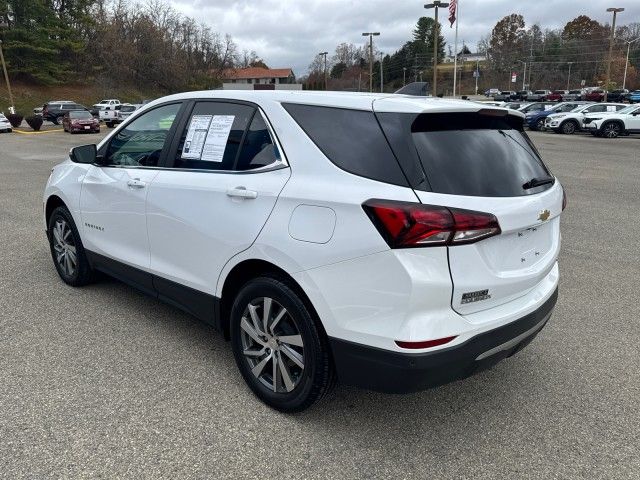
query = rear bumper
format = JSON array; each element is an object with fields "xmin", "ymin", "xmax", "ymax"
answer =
[{"xmin": 329, "ymin": 288, "xmax": 558, "ymax": 393}]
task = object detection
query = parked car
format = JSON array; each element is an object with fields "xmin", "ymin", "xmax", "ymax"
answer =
[
  {"xmin": 544, "ymin": 102, "xmax": 627, "ymax": 134},
  {"xmin": 562, "ymin": 89, "xmax": 585, "ymax": 101},
  {"xmin": 584, "ymin": 104, "xmax": 640, "ymax": 138},
  {"xmin": 93, "ymin": 99, "xmax": 121, "ymax": 108},
  {"xmin": 583, "ymin": 89, "xmax": 605, "ymax": 102},
  {"xmin": 515, "ymin": 90, "xmax": 532, "ymax": 101},
  {"xmin": 62, "ymin": 110, "xmax": 100, "ymax": 134},
  {"xmin": 527, "ymin": 90, "xmax": 552, "ymax": 101},
  {"xmin": 606, "ymin": 89, "xmax": 630, "ymax": 103},
  {"xmin": 484, "ymin": 88, "xmax": 500, "ymax": 97},
  {"xmin": 518, "ymin": 102, "xmax": 555, "ymax": 114},
  {"xmin": 627, "ymin": 90, "xmax": 640, "ymax": 103},
  {"xmin": 524, "ymin": 101, "xmax": 590, "ymax": 130},
  {"xmin": 394, "ymin": 82, "xmax": 430, "ymax": 96},
  {"xmin": 504, "ymin": 102, "xmax": 530, "ymax": 110},
  {"xmin": 111, "ymin": 103, "xmax": 142, "ymax": 126},
  {"xmin": 43, "ymin": 102, "xmax": 91, "ymax": 124},
  {"xmin": 546, "ymin": 90, "xmax": 568, "ymax": 102},
  {"xmin": 0, "ymin": 112, "xmax": 12, "ymax": 132},
  {"xmin": 43, "ymin": 91, "xmax": 564, "ymax": 411},
  {"xmin": 494, "ymin": 91, "xmax": 517, "ymax": 101}
]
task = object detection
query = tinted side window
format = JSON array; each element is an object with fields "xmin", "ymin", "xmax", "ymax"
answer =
[
  {"xmin": 235, "ymin": 112, "xmax": 281, "ymax": 171},
  {"xmin": 173, "ymin": 102, "xmax": 254, "ymax": 171},
  {"xmin": 104, "ymin": 103, "xmax": 180, "ymax": 167},
  {"xmin": 282, "ymin": 103, "xmax": 408, "ymax": 186}
]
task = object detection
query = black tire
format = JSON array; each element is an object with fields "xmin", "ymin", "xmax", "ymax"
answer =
[
  {"xmin": 52, "ymin": 117, "xmax": 59, "ymax": 125},
  {"xmin": 535, "ymin": 119, "xmax": 545, "ymax": 131},
  {"xmin": 230, "ymin": 275, "xmax": 334, "ymax": 412},
  {"xmin": 106, "ymin": 122, "xmax": 114, "ymax": 128},
  {"xmin": 47, "ymin": 206, "xmax": 95, "ymax": 287},
  {"xmin": 561, "ymin": 120, "xmax": 578, "ymax": 135},
  {"xmin": 601, "ymin": 121, "xmax": 622, "ymax": 139}
]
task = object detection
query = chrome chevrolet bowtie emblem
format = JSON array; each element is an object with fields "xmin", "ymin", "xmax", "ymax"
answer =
[{"xmin": 538, "ymin": 209, "xmax": 551, "ymax": 222}]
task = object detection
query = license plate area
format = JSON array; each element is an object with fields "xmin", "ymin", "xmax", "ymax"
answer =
[{"xmin": 84, "ymin": 126, "xmax": 90, "ymax": 130}]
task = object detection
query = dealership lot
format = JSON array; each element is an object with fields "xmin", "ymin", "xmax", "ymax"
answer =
[{"xmin": 1, "ymin": 129, "xmax": 639, "ymax": 478}]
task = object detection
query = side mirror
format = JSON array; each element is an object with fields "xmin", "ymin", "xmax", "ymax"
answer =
[{"xmin": 69, "ymin": 144, "xmax": 97, "ymax": 164}]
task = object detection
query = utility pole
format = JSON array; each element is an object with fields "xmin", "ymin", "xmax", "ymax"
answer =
[
  {"xmin": 604, "ymin": 7, "xmax": 624, "ymax": 102},
  {"xmin": 379, "ymin": 52, "xmax": 384, "ymax": 92},
  {"xmin": 424, "ymin": 2, "xmax": 448, "ymax": 96},
  {"xmin": 362, "ymin": 32, "xmax": 380, "ymax": 93},
  {"xmin": 566, "ymin": 62, "xmax": 573, "ymax": 91},
  {"xmin": 318, "ymin": 51, "xmax": 328, "ymax": 90},
  {"xmin": 623, "ymin": 37, "xmax": 639, "ymax": 90},
  {"xmin": 403, "ymin": 67, "xmax": 407, "ymax": 86},
  {"xmin": 474, "ymin": 59, "xmax": 479, "ymax": 95},
  {"xmin": 0, "ymin": 40, "xmax": 15, "ymax": 114}
]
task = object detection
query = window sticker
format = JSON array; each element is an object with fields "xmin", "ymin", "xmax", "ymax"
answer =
[
  {"xmin": 182, "ymin": 115, "xmax": 213, "ymax": 159},
  {"xmin": 201, "ymin": 115, "xmax": 235, "ymax": 162},
  {"xmin": 606, "ymin": 105, "xmax": 616, "ymax": 112}
]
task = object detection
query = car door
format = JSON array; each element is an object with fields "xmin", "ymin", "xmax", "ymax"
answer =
[
  {"xmin": 627, "ymin": 107, "xmax": 640, "ymax": 132},
  {"xmin": 145, "ymin": 100, "xmax": 291, "ymax": 311},
  {"xmin": 79, "ymin": 102, "xmax": 184, "ymax": 291}
]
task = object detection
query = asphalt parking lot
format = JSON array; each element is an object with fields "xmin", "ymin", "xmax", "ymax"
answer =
[{"xmin": 1, "ymin": 127, "xmax": 639, "ymax": 479}]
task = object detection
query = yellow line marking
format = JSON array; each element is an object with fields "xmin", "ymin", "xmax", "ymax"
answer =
[{"xmin": 13, "ymin": 129, "xmax": 64, "ymax": 135}]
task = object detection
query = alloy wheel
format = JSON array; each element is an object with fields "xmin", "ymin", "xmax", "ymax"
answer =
[
  {"xmin": 603, "ymin": 123, "xmax": 620, "ymax": 138},
  {"xmin": 239, "ymin": 297, "xmax": 305, "ymax": 393},
  {"xmin": 562, "ymin": 121, "xmax": 576, "ymax": 134},
  {"xmin": 52, "ymin": 218, "xmax": 77, "ymax": 277}
]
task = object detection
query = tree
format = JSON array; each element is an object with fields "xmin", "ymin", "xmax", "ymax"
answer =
[
  {"xmin": 412, "ymin": 16, "xmax": 446, "ymax": 64},
  {"xmin": 562, "ymin": 15, "xmax": 606, "ymax": 40},
  {"xmin": 488, "ymin": 14, "xmax": 525, "ymax": 72},
  {"xmin": 330, "ymin": 62, "xmax": 347, "ymax": 79}
]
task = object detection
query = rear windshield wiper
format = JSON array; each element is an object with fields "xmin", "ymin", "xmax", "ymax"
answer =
[{"xmin": 522, "ymin": 176, "xmax": 555, "ymax": 190}]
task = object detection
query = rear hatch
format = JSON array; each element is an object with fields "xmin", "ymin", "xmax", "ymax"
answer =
[{"xmin": 374, "ymin": 100, "xmax": 563, "ymax": 315}]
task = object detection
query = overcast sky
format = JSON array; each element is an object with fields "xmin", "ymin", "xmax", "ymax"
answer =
[{"xmin": 170, "ymin": 0, "xmax": 640, "ymax": 75}]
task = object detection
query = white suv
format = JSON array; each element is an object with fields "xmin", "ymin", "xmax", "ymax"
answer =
[
  {"xmin": 43, "ymin": 91, "xmax": 564, "ymax": 411},
  {"xmin": 583, "ymin": 104, "xmax": 640, "ymax": 138}
]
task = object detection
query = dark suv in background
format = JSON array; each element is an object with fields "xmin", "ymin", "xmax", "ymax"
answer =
[
  {"xmin": 43, "ymin": 102, "xmax": 94, "ymax": 124},
  {"xmin": 607, "ymin": 89, "xmax": 630, "ymax": 103}
]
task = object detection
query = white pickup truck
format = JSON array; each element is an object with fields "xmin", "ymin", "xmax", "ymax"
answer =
[{"xmin": 92, "ymin": 99, "xmax": 121, "ymax": 126}]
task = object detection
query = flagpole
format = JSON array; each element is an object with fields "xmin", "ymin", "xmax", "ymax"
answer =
[{"xmin": 452, "ymin": 1, "xmax": 459, "ymax": 97}]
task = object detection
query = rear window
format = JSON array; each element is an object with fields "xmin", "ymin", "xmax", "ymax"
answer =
[
  {"xmin": 282, "ymin": 103, "xmax": 409, "ymax": 187},
  {"xmin": 120, "ymin": 105, "xmax": 136, "ymax": 112},
  {"xmin": 377, "ymin": 111, "xmax": 553, "ymax": 197},
  {"xmin": 69, "ymin": 111, "xmax": 92, "ymax": 119}
]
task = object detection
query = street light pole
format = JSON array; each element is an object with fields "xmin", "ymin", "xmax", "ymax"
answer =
[
  {"xmin": 403, "ymin": 67, "xmax": 407, "ymax": 86},
  {"xmin": 318, "ymin": 51, "xmax": 328, "ymax": 90},
  {"xmin": 424, "ymin": 2, "xmax": 448, "ymax": 96},
  {"xmin": 604, "ymin": 7, "xmax": 624, "ymax": 102},
  {"xmin": 567, "ymin": 62, "xmax": 573, "ymax": 91},
  {"xmin": 379, "ymin": 52, "xmax": 384, "ymax": 92},
  {"xmin": 515, "ymin": 60, "xmax": 526, "ymax": 90},
  {"xmin": 362, "ymin": 32, "xmax": 380, "ymax": 93},
  {"xmin": 0, "ymin": 40, "xmax": 15, "ymax": 114},
  {"xmin": 623, "ymin": 37, "xmax": 639, "ymax": 90}
]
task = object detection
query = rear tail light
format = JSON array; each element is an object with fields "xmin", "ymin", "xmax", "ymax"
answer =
[
  {"xmin": 363, "ymin": 199, "xmax": 501, "ymax": 248},
  {"xmin": 562, "ymin": 189, "xmax": 567, "ymax": 211}
]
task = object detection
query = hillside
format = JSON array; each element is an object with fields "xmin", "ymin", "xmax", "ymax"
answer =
[{"xmin": 0, "ymin": 83, "xmax": 166, "ymax": 116}]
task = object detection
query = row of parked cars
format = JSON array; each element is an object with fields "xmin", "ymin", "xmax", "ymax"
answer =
[
  {"xmin": 479, "ymin": 99, "xmax": 640, "ymax": 138},
  {"xmin": 34, "ymin": 99, "xmax": 143, "ymax": 133},
  {"xmin": 487, "ymin": 88, "xmax": 640, "ymax": 104}
]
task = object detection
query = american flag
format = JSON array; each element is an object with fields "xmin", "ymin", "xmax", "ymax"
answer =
[{"xmin": 448, "ymin": 0, "xmax": 457, "ymax": 27}]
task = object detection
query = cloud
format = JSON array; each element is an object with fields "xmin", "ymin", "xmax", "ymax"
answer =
[{"xmin": 170, "ymin": 0, "xmax": 640, "ymax": 75}]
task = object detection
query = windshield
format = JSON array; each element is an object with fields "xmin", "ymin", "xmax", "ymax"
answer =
[
  {"xmin": 120, "ymin": 105, "xmax": 136, "ymax": 112},
  {"xmin": 569, "ymin": 90, "xmax": 582, "ymax": 94},
  {"xmin": 534, "ymin": 90, "xmax": 546, "ymax": 94},
  {"xmin": 70, "ymin": 111, "xmax": 92, "ymax": 119},
  {"xmin": 553, "ymin": 103, "xmax": 578, "ymax": 113}
]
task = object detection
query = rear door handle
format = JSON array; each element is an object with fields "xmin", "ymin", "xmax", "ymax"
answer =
[
  {"xmin": 127, "ymin": 178, "xmax": 146, "ymax": 189},
  {"xmin": 226, "ymin": 187, "xmax": 258, "ymax": 199}
]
